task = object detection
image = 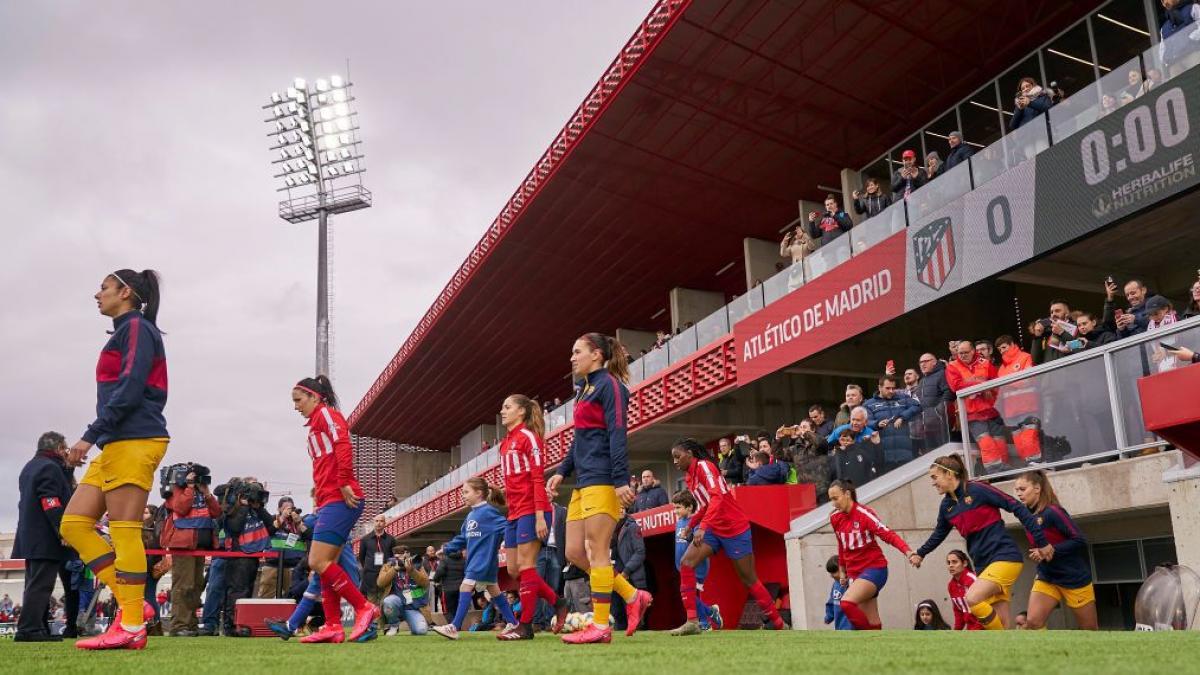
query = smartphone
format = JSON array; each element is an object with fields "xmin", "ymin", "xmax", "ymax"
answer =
[
  {"xmin": 886, "ymin": 359, "xmax": 895, "ymax": 372},
  {"xmin": 1114, "ymin": 309, "xmax": 1125, "ymax": 320},
  {"xmin": 1160, "ymin": 342, "xmax": 1179, "ymax": 351},
  {"xmin": 1105, "ymin": 275, "xmax": 1115, "ymax": 285}
]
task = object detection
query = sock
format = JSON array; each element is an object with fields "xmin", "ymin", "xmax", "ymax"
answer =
[
  {"xmin": 109, "ymin": 520, "xmax": 147, "ymax": 630},
  {"xmin": 839, "ymin": 599, "xmax": 872, "ymax": 630},
  {"xmin": 589, "ymin": 566, "xmax": 614, "ymax": 627},
  {"xmin": 519, "ymin": 569, "xmax": 539, "ymax": 624},
  {"xmin": 613, "ymin": 573, "xmax": 638, "ymax": 603},
  {"xmin": 289, "ymin": 593, "xmax": 318, "ymax": 632},
  {"xmin": 748, "ymin": 581, "xmax": 782, "ymax": 627},
  {"xmin": 452, "ymin": 591, "xmax": 472, "ymax": 629},
  {"xmin": 320, "ymin": 563, "xmax": 368, "ymax": 612},
  {"xmin": 61, "ymin": 515, "xmax": 118, "ymax": 589},
  {"xmin": 970, "ymin": 600, "xmax": 1005, "ymax": 630},
  {"xmin": 537, "ymin": 576, "xmax": 558, "ymax": 604},
  {"xmin": 679, "ymin": 565, "xmax": 698, "ymax": 621},
  {"xmin": 321, "ymin": 591, "xmax": 342, "ymax": 630},
  {"xmin": 697, "ymin": 590, "xmax": 712, "ymax": 628},
  {"xmin": 492, "ymin": 592, "xmax": 517, "ymax": 626}
]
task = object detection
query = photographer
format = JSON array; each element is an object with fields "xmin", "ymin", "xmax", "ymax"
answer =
[
  {"xmin": 219, "ymin": 478, "xmax": 276, "ymax": 637},
  {"xmin": 378, "ymin": 545, "xmax": 431, "ymax": 636},
  {"xmin": 255, "ymin": 497, "xmax": 307, "ymax": 598},
  {"xmin": 357, "ymin": 514, "xmax": 396, "ymax": 608},
  {"xmin": 160, "ymin": 463, "xmax": 219, "ymax": 637}
]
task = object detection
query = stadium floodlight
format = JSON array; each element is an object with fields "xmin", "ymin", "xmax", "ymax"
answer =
[{"xmin": 264, "ymin": 66, "xmax": 371, "ymax": 379}]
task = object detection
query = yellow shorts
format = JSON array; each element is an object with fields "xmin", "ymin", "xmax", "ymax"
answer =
[
  {"xmin": 566, "ymin": 485, "xmax": 621, "ymax": 522},
  {"xmin": 80, "ymin": 438, "xmax": 169, "ymax": 493},
  {"xmin": 1032, "ymin": 579, "xmax": 1095, "ymax": 608},
  {"xmin": 977, "ymin": 560, "xmax": 1024, "ymax": 604}
]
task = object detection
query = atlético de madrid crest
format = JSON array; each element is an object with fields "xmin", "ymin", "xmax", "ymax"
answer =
[{"xmin": 913, "ymin": 217, "xmax": 956, "ymax": 291}]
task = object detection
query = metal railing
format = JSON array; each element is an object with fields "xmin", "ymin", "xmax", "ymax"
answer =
[{"xmin": 955, "ymin": 315, "xmax": 1200, "ymax": 481}]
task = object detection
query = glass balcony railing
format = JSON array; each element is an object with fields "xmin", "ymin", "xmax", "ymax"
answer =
[
  {"xmin": 957, "ymin": 316, "xmax": 1200, "ymax": 481},
  {"xmin": 907, "ymin": 160, "xmax": 972, "ymax": 222}
]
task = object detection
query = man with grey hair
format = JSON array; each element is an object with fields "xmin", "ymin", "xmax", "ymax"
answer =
[
  {"xmin": 824, "ymin": 406, "xmax": 881, "ymax": 446},
  {"xmin": 14, "ymin": 431, "xmax": 77, "ymax": 642},
  {"xmin": 944, "ymin": 130, "xmax": 973, "ymax": 170}
]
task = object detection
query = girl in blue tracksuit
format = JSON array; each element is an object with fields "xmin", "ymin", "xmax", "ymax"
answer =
[
  {"xmin": 1013, "ymin": 470, "xmax": 1097, "ymax": 630},
  {"xmin": 671, "ymin": 491, "xmax": 722, "ymax": 631},
  {"xmin": 433, "ymin": 477, "xmax": 515, "ymax": 639}
]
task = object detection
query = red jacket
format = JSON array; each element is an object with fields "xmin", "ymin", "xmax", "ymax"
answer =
[
  {"xmin": 160, "ymin": 486, "xmax": 220, "ymax": 549},
  {"xmin": 945, "ymin": 355, "xmax": 1000, "ymax": 422},
  {"xmin": 997, "ymin": 347, "xmax": 1039, "ymax": 418},
  {"xmin": 948, "ymin": 570, "xmax": 982, "ymax": 630}
]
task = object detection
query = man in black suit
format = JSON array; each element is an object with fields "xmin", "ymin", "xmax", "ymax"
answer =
[
  {"xmin": 13, "ymin": 432, "xmax": 76, "ymax": 642},
  {"xmin": 356, "ymin": 514, "xmax": 396, "ymax": 606}
]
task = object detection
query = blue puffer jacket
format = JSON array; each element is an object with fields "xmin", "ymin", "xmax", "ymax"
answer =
[
  {"xmin": 747, "ymin": 460, "xmax": 790, "ymax": 485},
  {"xmin": 1161, "ymin": 1, "xmax": 1200, "ymax": 66},
  {"xmin": 863, "ymin": 392, "xmax": 921, "ymax": 465}
]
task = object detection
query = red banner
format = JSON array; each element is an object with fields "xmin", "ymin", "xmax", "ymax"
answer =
[
  {"xmin": 734, "ymin": 232, "xmax": 907, "ymax": 385},
  {"xmin": 632, "ymin": 504, "xmax": 676, "ymax": 537}
]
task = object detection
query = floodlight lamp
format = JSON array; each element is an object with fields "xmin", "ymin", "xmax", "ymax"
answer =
[
  {"xmin": 336, "ymin": 118, "xmax": 351, "ymax": 132},
  {"xmin": 305, "ymin": 149, "xmax": 314, "ymax": 161},
  {"xmin": 298, "ymin": 119, "xmax": 310, "ymax": 132},
  {"xmin": 277, "ymin": 133, "xmax": 287, "ymax": 145},
  {"xmin": 271, "ymin": 92, "xmax": 282, "ymax": 103},
  {"xmin": 286, "ymin": 102, "xmax": 298, "ymax": 115},
  {"xmin": 275, "ymin": 121, "xmax": 285, "ymax": 132},
  {"xmin": 325, "ymin": 151, "xmax": 336, "ymax": 163},
  {"xmin": 301, "ymin": 135, "xmax": 312, "ymax": 147},
  {"xmin": 333, "ymin": 103, "xmax": 349, "ymax": 117},
  {"xmin": 284, "ymin": 176, "xmax": 296, "ymax": 187},
  {"xmin": 317, "ymin": 78, "xmax": 329, "ymax": 92},
  {"xmin": 319, "ymin": 108, "xmax": 332, "ymax": 121},
  {"xmin": 328, "ymin": 165, "xmax": 340, "ymax": 176},
  {"xmin": 279, "ymin": 149, "xmax": 289, "ymax": 161},
  {"xmin": 306, "ymin": 161, "xmax": 318, "ymax": 174},
  {"xmin": 293, "ymin": 78, "xmax": 307, "ymax": 91},
  {"xmin": 332, "ymin": 90, "xmax": 347, "ymax": 103},
  {"xmin": 330, "ymin": 75, "xmax": 344, "ymax": 88},
  {"xmin": 343, "ymin": 161, "xmax": 355, "ymax": 173},
  {"xmin": 338, "ymin": 133, "xmax": 351, "ymax": 145},
  {"xmin": 323, "ymin": 135, "xmax": 340, "ymax": 150},
  {"xmin": 286, "ymin": 87, "xmax": 298, "ymax": 100},
  {"xmin": 273, "ymin": 105, "xmax": 284, "ymax": 118},
  {"xmin": 339, "ymin": 148, "xmax": 351, "ymax": 160},
  {"xmin": 317, "ymin": 93, "xmax": 328, "ymax": 105},
  {"xmin": 321, "ymin": 121, "xmax": 334, "ymax": 135}
]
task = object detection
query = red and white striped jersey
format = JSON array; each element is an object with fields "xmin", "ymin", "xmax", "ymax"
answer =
[
  {"xmin": 686, "ymin": 458, "xmax": 749, "ymax": 538},
  {"xmin": 948, "ymin": 570, "xmax": 983, "ymax": 630},
  {"xmin": 305, "ymin": 403, "xmax": 363, "ymax": 508},
  {"xmin": 500, "ymin": 422, "xmax": 550, "ymax": 520},
  {"xmin": 830, "ymin": 503, "xmax": 910, "ymax": 577}
]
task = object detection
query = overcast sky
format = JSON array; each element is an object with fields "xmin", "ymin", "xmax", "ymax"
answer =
[{"xmin": 0, "ymin": 0, "xmax": 654, "ymax": 531}]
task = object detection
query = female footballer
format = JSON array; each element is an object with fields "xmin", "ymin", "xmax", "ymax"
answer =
[
  {"xmin": 545, "ymin": 334, "xmax": 652, "ymax": 644},
  {"xmin": 946, "ymin": 549, "xmax": 982, "ymax": 630},
  {"xmin": 63, "ymin": 270, "xmax": 168, "ymax": 650}
]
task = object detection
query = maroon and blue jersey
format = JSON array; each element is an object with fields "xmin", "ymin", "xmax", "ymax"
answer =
[
  {"xmin": 916, "ymin": 481, "xmax": 1047, "ymax": 569},
  {"xmin": 1026, "ymin": 504, "xmax": 1091, "ymax": 588},
  {"xmin": 83, "ymin": 309, "xmax": 168, "ymax": 447},
  {"xmin": 556, "ymin": 368, "xmax": 629, "ymax": 488}
]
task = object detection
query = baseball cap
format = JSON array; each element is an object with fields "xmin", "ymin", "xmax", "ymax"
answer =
[
  {"xmin": 901, "ymin": 149, "xmax": 916, "ymax": 159},
  {"xmin": 1145, "ymin": 295, "xmax": 1171, "ymax": 312}
]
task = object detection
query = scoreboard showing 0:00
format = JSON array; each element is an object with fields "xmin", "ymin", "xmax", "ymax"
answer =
[{"xmin": 1079, "ymin": 88, "xmax": 1190, "ymax": 186}]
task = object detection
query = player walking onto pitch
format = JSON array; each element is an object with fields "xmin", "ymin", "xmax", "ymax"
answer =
[
  {"xmin": 496, "ymin": 395, "xmax": 569, "ymax": 640},
  {"xmin": 62, "ymin": 269, "xmax": 168, "ymax": 651},
  {"xmin": 671, "ymin": 491, "xmax": 723, "ymax": 631},
  {"xmin": 827, "ymin": 480, "xmax": 917, "ymax": 630},
  {"xmin": 668, "ymin": 438, "xmax": 786, "ymax": 635},
  {"xmin": 433, "ymin": 477, "xmax": 517, "ymax": 639},
  {"xmin": 545, "ymin": 333, "xmax": 652, "ymax": 644},
  {"xmin": 909, "ymin": 454, "xmax": 1050, "ymax": 630},
  {"xmin": 291, "ymin": 376, "xmax": 380, "ymax": 643},
  {"xmin": 1013, "ymin": 470, "xmax": 1098, "ymax": 630},
  {"xmin": 946, "ymin": 549, "xmax": 982, "ymax": 630}
]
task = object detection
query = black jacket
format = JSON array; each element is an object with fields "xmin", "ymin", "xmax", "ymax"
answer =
[
  {"xmin": 916, "ymin": 362, "xmax": 953, "ymax": 411},
  {"xmin": 828, "ymin": 441, "xmax": 882, "ymax": 488},
  {"xmin": 853, "ymin": 193, "xmax": 892, "ymax": 219},
  {"xmin": 719, "ymin": 441, "xmax": 750, "ymax": 485},
  {"xmin": 632, "ymin": 485, "xmax": 668, "ymax": 513},
  {"xmin": 891, "ymin": 168, "xmax": 928, "ymax": 198},
  {"xmin": 945, "ymin": 144, "xmax": 973, "ymax": 170},
  {"xmin": 541, "ymin": 503, "xmax": 568, "ymax": 553},
  {"xmin": 611, "ymin": 516, "xmax": 646, "ymax": 589},
  {"xmin": 432, "ymin": 550, "xmax": 465, "ymax": 589},
  {"xmin": 1009, "ymin": 91, "xmax": 1053, "ymax": 131},
  {"xmin": 14, "ymin": 452, "xmax": 74, "ymax": 561},
  {"xmin": 808, "ymin": 210, "xmax": 854, "ymax": 246},
  {"xmin": 358, "ymin": 531, "xmax": 397, "ymax": 573}
]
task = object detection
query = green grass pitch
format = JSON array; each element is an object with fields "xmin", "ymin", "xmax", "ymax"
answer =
[{"xmin": 8, "ymin": 630, "xmax": 1200, "ymax": 674}]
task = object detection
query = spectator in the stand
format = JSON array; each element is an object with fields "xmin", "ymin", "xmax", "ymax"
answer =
[
  {"xmin": 1183, "ymin": 278, "xmax": 1200, "ymax": 319},
  {"xmin": 1041, "ymin": 300, "xmax": 1076, "ymax": 362},
  {"xmin": 562, "ymin": 564, "xmax": 591, "ymax": 614},
  {"xmin": 1100, "ymin": 93, "xmax": 1119, "ymax": 117},
  {"xmin": 891, "ymin": 150, "xmax": 927, "ymax": 199},
  {"xmin": 914, "ymin": 600, "xmax": 951, "ymax": 630},
  {"xmin": 358, "ymin": 514, "xmax": 396, "ymax": 608},
  {"xmin": 654, "ymin": 330, "xmax": 669, "ymax": 350},
  {"xmin": 946, "ymin": 341, "xmax": 1008, "ymax": 472},
  {"xmin": 1159, "ymin": 0, "xmax": 1200, "ymax": 75},
  {"xmin": 924, "ymin": 152, "xmax": 943, "ymax": 182},
  {"xmin": 1146, "ymin": 295, "xmax": 1178, "ymax": 331},
  {"xmin": 1116, "ymin": 279, "xmax": 1151, "ymax": 338},
  {"xmin": 808, "ymin": 195, "xmax": 854, "ymax": 247},
  {"xmin": 827, "ymin": 406, "xmax": 878, "ymax": 446},
  {"xmin": 917, "ymin": 353, "xmax": 954, "ymax": 450},
  {"xmin": 835, "ymin": 385, "xmax": 865, "ymax": 427},
  {"xmin": 780, "ymin": 223, "xmax": 817, "ymax": 265},
  {"xmin": 828, "ymin": 427, "xmax": 881, "ymax": 487},
  {"xmin": 1057, "ymin": 311, "xmax": 1117, "ymax": 355},
  {"xmin": 995, "ymin": 336, "xmax": 1042, "ymax": 465},
  {"xmin": 746, "ymin": 451, "xmax": 789, "ymax": 486},
  {"xmin": 809, "ymin": 405, "xmax": 834, "ymax": 438},
  {"xmin": 632, "ymin": 470, "xmax": 668, "ymax": 513},
  {"xmin": 974, "ymin": 340, "xmax": 995, "ymax": 366},
  {"xmin": 1164, "ymin": 344, "xmax": 1200, "ymax": 364},
  {"xmin": 864, "ymin": 375, "xmax": 921, "ymax": 472},
  {"xmin": 788, "ymin": 421, "xmax": 831, "ymax": 502},
  {"xmin": 852, "ymin": 178, "xmax": 892, "ymax": 220},
  {"xmin": 824, "ymin": 556, "xmax": 851, "ymax": 631},
  {"xmin": 902, "ymin": 368, "xmax": 920, "ymax": 397},
  {"xmin": 718, "ymin": 437, "xmax": 748, "ymax": 486},
  {"xmin": 1009, "ymin": 77, "xmax": 1053, "ymax": 131},
  {"xmin": 944, "ymin": 131, "xmax": 973, "ymax": 171},
  {"xmin": 610, "ymin": 508, "xmax": 646, "ymax": 632}
]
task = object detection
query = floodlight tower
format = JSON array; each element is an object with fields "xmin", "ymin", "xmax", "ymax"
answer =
[{"xmin": 264, "ymin": 71, "xmax": 372, "ymax": 379}]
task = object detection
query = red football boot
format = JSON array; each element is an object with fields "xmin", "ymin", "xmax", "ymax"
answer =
[
  {"xmin": 299, "ymin": 622, "xmax": 345, "ymax": 644},
  {"xmin": 560, "ymin": 622, "xmax": 612, "ymax": 644},
  {"xmin": 76, "ymin": 625, "xmax": 147, "ymax": 651},
  {"xmin": 347, "ymin": 604, "xmax": 381, "ymax": 642},
  {"xmin": 624, "ymin": 590, "xmax": 653, "ymax": 637},
  {"xmin": 76, "ymin": 601, "xmax": 156, "ymax": 649}
]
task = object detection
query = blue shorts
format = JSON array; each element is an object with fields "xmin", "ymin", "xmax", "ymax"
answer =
[
  {"xmin": 313, "ymin": 501, "xmax": 364, "ymax": 547},
  {"xmin": 504, "ymin": 512, "xmax": 549, "ymax": 549},
  {"xmin": 853, "ymin": 566, "xmax": 889, "ymax": 595},
  {"xmin": 702, "ymin": 528, "xmax": 754, "ymax": 560}
]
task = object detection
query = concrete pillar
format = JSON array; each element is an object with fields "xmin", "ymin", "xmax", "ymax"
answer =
[
  {"xmin": 744, "ymin": 237, "xmax": 783, "ymax": 291},
  {"xmin": 616, "ymin": 328, "xmax": 656, "ymax": 358},
  {"xmin": 1165, "ymin": 464, "xmax": 1200, "ymax": 572},
  {"xmin": 394, "ymin": 451, "xmax": 453, "ymax": 500},
  {"xmin": 669, "ymin": 288, "xmax": 724, "ymax": 333},
  {"xmin": 797, "ymin": 199, "xmax": 824, "ymax": 222},
  {"xmin": 841, "ymin": 168, "xmax": 864, "ymax": 225}
]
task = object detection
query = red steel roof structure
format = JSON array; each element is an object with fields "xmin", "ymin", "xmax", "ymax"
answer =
[{"xmin": 350, "ymin": 0, "xmax": 1100, "ymax": 448}]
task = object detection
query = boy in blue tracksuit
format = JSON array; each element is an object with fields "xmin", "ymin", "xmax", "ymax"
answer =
[
  {"xmin": 433, "ymin": 479, "xmax": 516, "ymax": 640},
  {"xmin": 823, "ymin": 555, "xmax": 851, "ymax": 630},
  {"xmin": 671, "ymin": 491, "xmax": 723, "ymax": 631},
  {"xmin": 746, "ymin": 451, "xmax": 790, "ymax": 486}
]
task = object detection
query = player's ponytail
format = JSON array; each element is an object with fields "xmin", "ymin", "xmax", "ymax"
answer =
[
  {"xmin": 580, "ymin": 332, "xmax": 630, "ymax": 384},
  {"xmin": 672, "ymin": 437, "xmax": 712, "ymax": 463},
  {"xmin": 830, "ymin": 479, "xmax": 858, "ymax": 503},
  {"xmin": 465, "ymin": 476, "xmax": 506, "ymax": 511},
  {"xmin": 508, "ymin": 394, "xmax": 544, "ymax": 440},
  {"xmin": 295, "ymin": 374, "xmax": 339, "ymax": 409},
  {"xmin": 111, "ymin": 268, "xmax": 163, "ymax": 325}
]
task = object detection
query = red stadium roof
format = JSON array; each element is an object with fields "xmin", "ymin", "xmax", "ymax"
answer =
[{"xmin": 351, "ymin": 0, "xmax": 1100, "ymax": 448}]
